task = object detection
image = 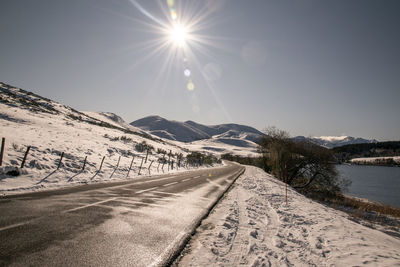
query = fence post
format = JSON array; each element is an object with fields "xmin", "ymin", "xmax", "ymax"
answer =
[
  {"xmin": 110, "ymin": 155, "xmax": 121, "ymax": 179},
  {"xmin": 82, "ymin": 156, "xmax": 87, "ymax": 171},
  {"xmin": 116, "ymin": 156, "xmax": 121, "ymax": 169},
  {"xmin": 157, "ymin": 161, "xmax": 160, "ymax": 172},
  {"xmin": 148, "ymin": 160, "xmax": 153, "ymax": 174},
  {"xmin": 138, "ymin": 157, "xmax": 144, "ymax": 175},
  {"xmin": 145, "ymin": 148, "xmax": 149, "ymax": 163},
  {"xmin": 98, "ymin": 156, "xmax": 105, "ymax": 171},
  {"xmin": 127, "ymin": 156, "xmax": 134, "ymax": 177},
  {"xmin": 171, "ymin": 160, "xmax": 174, "ymax": 170},
  {"xmin": 20, "ymin": 146, "xmax": 31, "ymax": 168},
  {"xmin": 0, "ymin": 137, "xmax": 5, "ymax": 166},
  {"xmin": 167, "ymin": 150, "xmax": 172, "ymax": 171},
  {"xmin": 57, "ymin": 152, "xmax": 64, "ymax": 170}
]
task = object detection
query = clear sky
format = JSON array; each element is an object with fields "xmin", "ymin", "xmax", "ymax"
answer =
[{"xmin": 1, "ymin": 0, "xmax": 399, "ymax": 140}]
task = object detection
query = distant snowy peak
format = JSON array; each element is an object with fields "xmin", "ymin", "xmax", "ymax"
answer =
[
  {"xmin": 293, "ymin": 135, "xmax": 378, "ymax": 148},
  {"xmin": 131, "ymin": 115, "xmax": 264, "ymax": 145},
  {"xmin": 316, "ymin": 136, "xmax": 350, "ymax": 142}
]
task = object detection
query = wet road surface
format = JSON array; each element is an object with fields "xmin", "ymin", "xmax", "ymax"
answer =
[{"xmin": 0, "ymin": 163, "xmax": 244, "ymax": 266}]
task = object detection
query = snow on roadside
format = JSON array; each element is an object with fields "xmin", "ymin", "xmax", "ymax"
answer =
[{"xmin": 177, "ymin": 166, "xmax": 400, "ymax": 266}]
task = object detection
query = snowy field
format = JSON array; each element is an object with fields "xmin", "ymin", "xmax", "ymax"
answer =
[
  {"xmin": 0, "ymin": 83, "xmax": 220, "ymax": 195},
  {"xmin": 177, "ymin": 166, "xmax": 400, "ymax": 266}
]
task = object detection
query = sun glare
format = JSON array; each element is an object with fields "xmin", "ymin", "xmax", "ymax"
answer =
[{"xmin": 169, "ymin": 23, "xmax": 188, "ymax": 46}]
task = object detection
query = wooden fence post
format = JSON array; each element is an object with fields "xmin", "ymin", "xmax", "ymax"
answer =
[
  {"xmin": 110, "ymin": 156, "xmax": 121, "ymax": 179},
  {"xmin": 127, "ymin": 156, "xmax": 134, "ymax": 177},
  {"xmin": 0, "ymin": 137, "xmax": 5, "ymax": 166},
  {"xmin": 157, "ymin": 161, "xmax": 160, "ymax": 172},
  {"xmin": 116, "ymin": 156, "xmax": 121, "ymax": 169},
  {"xmin": 20, "ymin": 146, "xmax": 31, "ymax": 168},
  {"xmin": 138, "ymin": 157, "xmax": 144, "ymax": 175},
  {"xmin": 148, "ymin": 160, "xmax": 153, "ymax": 174},
  {"xmin": 82, "ymin": 156, "xmax": 87, "ymax": 171},
  {"xmin": 98, "ymin": 156, "xmax": 105, "ymax": 171},
  {"xmin": 57, "ymin": 152, "xmax": 64, "ymax": 170},
  {"xmin": 145, "ymin": 149, "xmax": 149, "ymax": 163},
  {"xmin": 168, "ymin": 150, "xmax": 171, "ymax": 171}
]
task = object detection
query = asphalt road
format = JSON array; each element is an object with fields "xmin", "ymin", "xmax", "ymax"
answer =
[{"xmin": 0, "ymin": 162, "xmax": 244, "ymax": 266}]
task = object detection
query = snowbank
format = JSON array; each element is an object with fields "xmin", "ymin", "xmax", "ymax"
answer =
[{"xmin": 177, "ymin": 166, "xmax": 400, "ymax": 266}]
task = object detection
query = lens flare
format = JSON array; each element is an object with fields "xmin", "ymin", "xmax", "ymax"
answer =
[
  {"xmin": 169, "ymin": 23, "xmax": 188, "ymax": 46},
  {"xmin": 187, "ymin": 81, "xmax": 195, "ymax": 90},
  {"xmin": 184, "ymin": 68, "xmax": 191, "ymax": 77},
  {"xmin": 127, "ymin": 0, "xmax": 231, "ymax": 119},
  {"xmin": 167, "ymin": 0, "xmax": 174, "ymax": 8},
  {"xmin": 170, "ymin": 9, "xmax": 177, "ymax": 21}
]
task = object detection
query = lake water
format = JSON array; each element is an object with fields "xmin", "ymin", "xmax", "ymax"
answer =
[{"xmin": 337, "ymin": 164, "xmax": 400, "ymax": 208}]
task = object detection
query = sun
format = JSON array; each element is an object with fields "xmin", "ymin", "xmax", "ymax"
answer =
[{"xmin": 169, "ymin": 23, "xmax": 189, "ymax": 46}]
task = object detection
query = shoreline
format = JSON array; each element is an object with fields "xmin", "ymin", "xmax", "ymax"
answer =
[
  {"xmin": 311, "ymin": 192, "xmax": 400, "ymax": 240},
  {"xmin": 345, "ymin": 156, "xmax": 400, "ymax": 167},
  {"xmin": 344, "ymin": 193, "xmax": 400, "ymax": 209},
  {"xmin": 338, "ymin": 162, "xmax": 400, "ymax": 168}
]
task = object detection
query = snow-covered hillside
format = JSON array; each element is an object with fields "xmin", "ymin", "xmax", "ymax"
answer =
[
  {"xmin": 0, "ymin": 82, "xmax": 210, "ymax": 195},
  {"xmin": 293, "ymin": 135, "xmax": 377, "ymax": 148}
]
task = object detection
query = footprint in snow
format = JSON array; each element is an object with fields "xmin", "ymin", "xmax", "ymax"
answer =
[{"xmin": 250, "ymin": 230, "xmax": 258, "ymax": 239}]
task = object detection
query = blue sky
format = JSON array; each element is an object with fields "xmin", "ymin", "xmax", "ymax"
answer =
[{"xmin": 1, "ymin": 0, "xmax": 399, "ymax": 140}]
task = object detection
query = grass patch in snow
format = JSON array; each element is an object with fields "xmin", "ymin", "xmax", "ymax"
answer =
[{"xmin": 303, "ymin": 190, "xmax": 400, "ymax": 238}]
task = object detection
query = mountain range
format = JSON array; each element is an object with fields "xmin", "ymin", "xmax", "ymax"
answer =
[
  {"xmin": 131, "ymin": 115, "xmax": 264, "ymax": 144},
  {"xmin": 131, "ymin": 116, "xmax": 379, "ymax": 150},
  {"xmin": 292, "ymin": 135, "xmax": 378, "ymax": 148}
]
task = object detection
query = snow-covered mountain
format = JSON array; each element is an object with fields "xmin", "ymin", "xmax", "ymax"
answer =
[
  {"xmin": 130, "ymin": 115, "xmax": 264, "ymax": 144},
  {"xmin": 130, "ymin": 116, "xmax": 210, "ymax": 142},
  {"xmin": 293, "ymin": 135, "xmax": 378, "ymax": 148}
]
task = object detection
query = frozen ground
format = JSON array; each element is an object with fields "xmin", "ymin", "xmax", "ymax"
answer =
[{"xmin": 177, "ymin": 166, "xmax": 400, "ymax": 266}]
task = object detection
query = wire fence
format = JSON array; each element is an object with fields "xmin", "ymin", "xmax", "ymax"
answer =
[{"xmin": 0, "ymin": 136, "xmax": 206, "ymax": 184}]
